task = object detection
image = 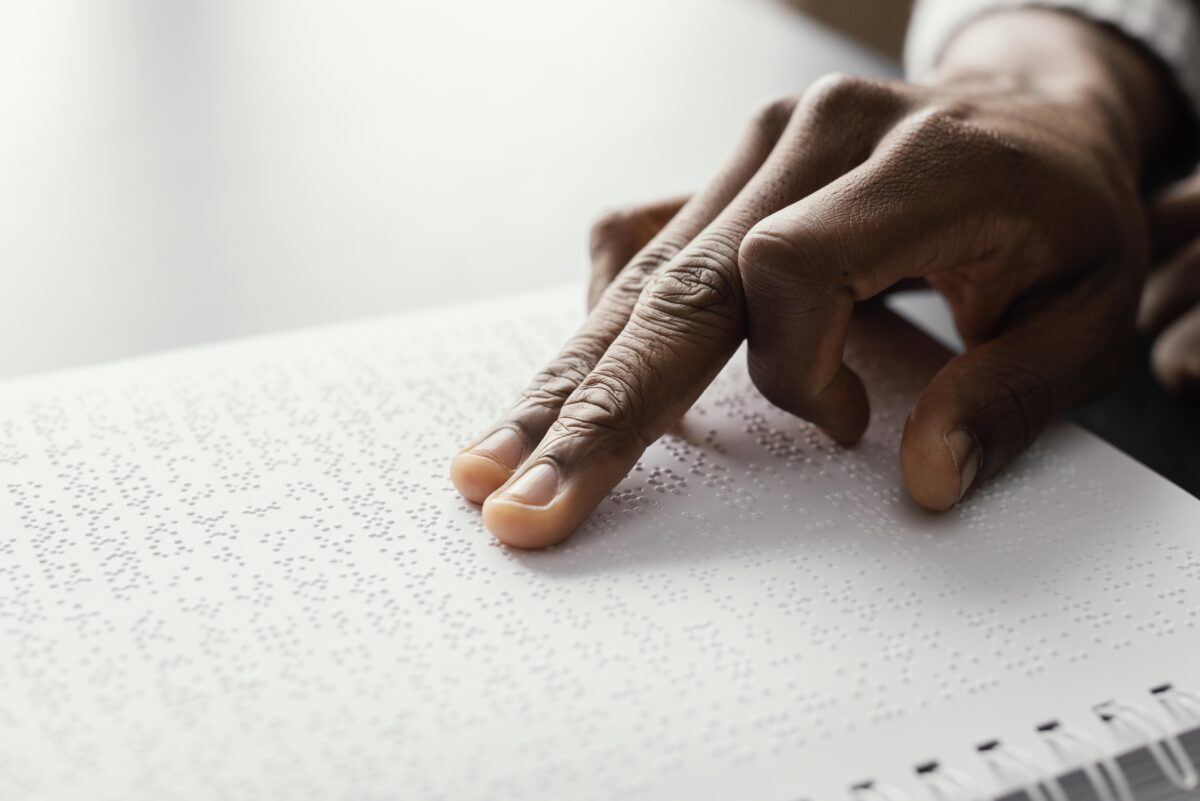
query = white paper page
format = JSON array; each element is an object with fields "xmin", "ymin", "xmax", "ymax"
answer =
[{"xmin": 1, "ymin": 286, "xmax": 1198, "ymax": 801}]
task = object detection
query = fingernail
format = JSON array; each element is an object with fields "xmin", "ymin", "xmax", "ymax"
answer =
[
  {"xmin": 470, "ymin": 427, "xmax": 525, "ymax": 470},
  {"xmin": 501, "ymin": 462, "xmax": 559, "ymax": 507},
  {"xmin": 944, "ymin": 429, "xmax": 981, "ymax": 502}
]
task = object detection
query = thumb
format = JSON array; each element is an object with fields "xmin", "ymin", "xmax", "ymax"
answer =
[{"xmin": 900, "ymin": 280, "xmax": 1135, "ymax": 511}]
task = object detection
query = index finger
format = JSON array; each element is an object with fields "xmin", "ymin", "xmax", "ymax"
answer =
[
  {"xmin": 481, "ymin": 81, "xmax": 896, "ymax": 548},
  {"xmin": 449, "ymin": 99, "xmax": 798, "ymax": 506},
  {"xmin": 481, "ymin": 220, "xmax": 757, "ymax": 548}
]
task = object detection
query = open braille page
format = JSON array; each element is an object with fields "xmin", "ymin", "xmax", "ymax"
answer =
[{"xmin": 2, "ymin": 286, "xmax": 1199, "ymax": 801}]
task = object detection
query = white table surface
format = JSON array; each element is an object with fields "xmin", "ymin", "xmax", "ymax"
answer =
[{"xmin": 0, "ymin": 0, "xmax": 894, "ymax": 380}]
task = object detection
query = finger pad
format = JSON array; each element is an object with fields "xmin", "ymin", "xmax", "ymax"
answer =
[
  {"xmin": 482, "ymin": 499, "xmax": 576, "ymax": 549},
  {"xmin": 900, "ymin": 424, "xmax": 961, "ymax": 512},
  {"xmin": 450, "ymin": 453, "xmax": 513, "ymax": 505}
]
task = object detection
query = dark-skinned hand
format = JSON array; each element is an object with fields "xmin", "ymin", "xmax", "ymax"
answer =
[
  {"xmin": 1140, "ymin": 166, "xmax": 1200, "ymax": 393},
  {"xmin": 451, "ymin": 10, "xmax": 1179, "ymax": 548}
]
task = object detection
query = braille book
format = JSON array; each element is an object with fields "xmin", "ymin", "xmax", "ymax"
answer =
[{"xmin": 2, "ymin": 287, "xmax": 1198, "ymax": 801}]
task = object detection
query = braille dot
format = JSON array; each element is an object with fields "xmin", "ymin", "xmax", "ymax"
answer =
[{"xmin": 0, "ymin": 292, "xmax": 1193, "ymax": 800}]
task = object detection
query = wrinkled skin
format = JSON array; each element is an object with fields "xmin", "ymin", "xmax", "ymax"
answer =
[{"xmin": 451, "ymin": 9, "xmax": 1183, "ymax": 548}]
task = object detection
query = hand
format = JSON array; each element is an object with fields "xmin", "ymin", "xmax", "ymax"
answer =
[
  {"xmin": 1139, "ymin": 167, "xmax": 1200, "ymax": 394},
  {"xmin": 450, "ymin": 10, "xmax": 1175, "ymax": 548}
]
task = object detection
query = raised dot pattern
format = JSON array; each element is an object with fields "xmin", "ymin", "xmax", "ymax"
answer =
[{"xmin": 0, "ymin": 290, "xmax": 1197, "ymax": 801}]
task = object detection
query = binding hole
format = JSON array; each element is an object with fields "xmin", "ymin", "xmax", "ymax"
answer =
[
  {"xmin": 851, "ymin": 779, "xmax": 911, "ymax": 801},
  {"xmin": 1156, "ymin": 684, "xmax": 1200, "ymax": 723},
  {"xmin": 918, "ymin": 759, "xmax": 980, "ymax": 801}
]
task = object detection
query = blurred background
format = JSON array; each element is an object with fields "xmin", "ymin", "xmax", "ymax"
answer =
[
  {"xmin": 1, "ymin": 0, "xmax": 1195, "ymax": 493},
  {"xmin": 0, "ymin": 0, "xmax": 899, "ymax": 380}
]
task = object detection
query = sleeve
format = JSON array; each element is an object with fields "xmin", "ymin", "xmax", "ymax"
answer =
[{"xmin": 903, "ymin": 0, "xmax": 1200, "ymax": 125}]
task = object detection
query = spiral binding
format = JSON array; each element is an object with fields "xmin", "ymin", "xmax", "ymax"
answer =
[
  {"xmin": 976, "ymin": 739, "xmax": 1068, "ymax": 801},
  {"xmin": 1036, "ymin": 720, "xmax": 1134, "ymax": 801},
  {"xmin": 916, "ymin": 760, "xmax": 981, "ymax": 801},
  {"xmin": 852, "ymin": 778, "xmax": 914, "ymax": 801},
  {"xmin": 848, "ymin": 683, "xmax": 1199, "ymax": 801},
  {"xmin": 1154, "ymin": 684, "xmax": 1200, "ymax": 725},
  {"xmin": 1096, "ymin": 694, "xmax": 1198, "ymax": 791}
]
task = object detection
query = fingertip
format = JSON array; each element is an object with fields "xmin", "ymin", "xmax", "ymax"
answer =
[
  {"xmin": 481, "ymin": 461, "xmax": 578, "ymax": 548},
  {"xmin": 482, "ymin": 456, "xmax": 632, "ymax": 548},
  {"xmin": 821, "ymin": 366, "xmax": 871, "ymax": 445},
  {"xmin": 756, "ymin": 363, "xmax": 870, "ymax": 445},
  {"xmin": 827, "ymin": 377, "xmax": 871, "ymax": 446},
  {"xmin": 1138, "ymin": 276, "xmax": 1173, "ymax": 335},
  {"xmin": 450, "ymin": 427, "xmax": 527, "ymax": 504},
  {"xmin": 1151, "ymin": 321, "xmax": 1200, "ymax": 395},
  {"xmin": 481, "ymin": 496, "xmax": 577, "ymax": 549},
  {"xmin": 820, "ymin": 416, "xmax": 867, "ymax": 447},
  {"xmin": 450, "ymin": 452, "xmax": 514, "ymax": 505},
  {"xmin": 901, "ymin": 412, "xmax": 980, "ymax": 512},
  {"xmin": 900, "ymin": 437, "xmax": 956, "ymax": 512}
]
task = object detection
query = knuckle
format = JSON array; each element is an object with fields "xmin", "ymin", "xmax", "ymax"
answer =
[
  {"xmin": 889, "ymin": 103, "xmax": 1031, "ymax": 174},
  {"xmin": 749, "ymin": 96, "xmax": 799, "ymax": 139},
  {"xmin": 889, "ymin": 106, "xmax": 959, "ymax": 152},
  {"xmin": 629, "ymin": 239, "xmax": 684, "ymax": 275},
  {"xmin": 598, "ymin": 239, "xmax": 684, "ymax": 304},
  {"xmin": 740, "ymin": 220, "xmax": 839, "ymax": 297},
  {"xmin": 739, "ymin": 228, "xmax": 803, "ymax": 283},
  {"xmin": 798, "ymin": 72, "xmax": 897, "ymax": 126},
  {"xmin": 805, "ymin": 71, "xmax": 867, "ymax": 102},
  {"xmin": 554, "ymin": 357, "xmax": 652, "ymax": 447},
  {"xmin": 737, "ymin": 227, "xmax": 783, "ymax": 270},
  {"xmin": 641, "ymin": 245, "xmax": 742, "ymax": 324},
  {"xmin": 516, "ymin": 349, "xmax": 597, "ymax": 413}
]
